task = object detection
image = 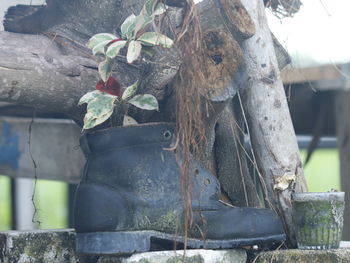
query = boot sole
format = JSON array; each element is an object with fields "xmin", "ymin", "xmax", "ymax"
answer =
[{"xmin": 76, "ymin": 231, "xmax": 286, "ymax": 255}]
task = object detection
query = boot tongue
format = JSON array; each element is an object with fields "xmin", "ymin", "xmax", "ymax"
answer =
[{"xmin": 80, "ymin": 123, "xmax": 175, "ymax": 155}]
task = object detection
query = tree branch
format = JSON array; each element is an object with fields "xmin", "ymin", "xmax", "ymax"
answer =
[{"xmin": 239, "ymin": 0, "xmax": 307, "ymax": 246}]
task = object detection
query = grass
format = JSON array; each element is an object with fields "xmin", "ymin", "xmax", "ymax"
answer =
[
  {"xmin": 0, "ymin": 176, "xmax": 68, "ymax": 230},
  {"xmin": 0, "ymin": 175, "xmax": 11, "ymax": 230},
  {"xmin": 34, "ymin": 180, "xmax": 68, "ymax": 229},
  {"xmin": 300, "ymin": 149, "xmax": 341, "ymax": 192}
]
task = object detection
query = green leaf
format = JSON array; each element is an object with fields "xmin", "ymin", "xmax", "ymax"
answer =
[
  {"xmin": 123, "ymin": 115, "xmax": 138, "ymax": 126},
  {"xmin": 92, "ymin": 40, "xmax": 112, "ymax": 55},
  {"xmin": 122, "ymin": 80, "xmax": 139, "ymax": 100},
  {"xmin": 87, "ymin": 33, "xmax": 117, "ymax": 50},
  {"xmin": 128, "ymin": 94, "xmax": 158, "ymax": 111},
  {"xmin": 98, "ymin": 57, "xmax": 114, "ymax": 82},
  {"xmin": 83, "ymin": 93, "xmax": 117, "ymax": 130},
  {"xmin": 120, "ymin": 14, "xmax": 137, "ymax": 39},
  {"xmin": 106, "ymin": 40, "xmax": 127, "ymax": 59},
  {"xmin": 133, "ymin": 1, "xmax": 168, "ymax": 37},
  {"xmin": 137, "ymin": 32, "xmax": 173, "ymax": 48},
  {"xmin": 133, "ymin": 13, "xmax": 152, "ymax": 37},
  {"xmin": 153, "ymin": 3, "xmax": 168, "ymax": 16},
  {"xmin": 127, "ymin": 40, "xmax": 142, "ymax": 63},
  {"xmin": 78, "ymin": 90, "xmax": 102, "ymax": 106},
  {"xmin": 143, "ymin": 0, "xmax": 155, "ymax": 18}
]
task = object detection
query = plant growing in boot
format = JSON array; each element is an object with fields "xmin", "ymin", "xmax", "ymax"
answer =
[
  {"xmin": 74, "ymin": 0, "xmax": 287, "ymax": 255},
  {"xmin": 79, "ymin": 0, "xmax": 173, "ymax": 130}
]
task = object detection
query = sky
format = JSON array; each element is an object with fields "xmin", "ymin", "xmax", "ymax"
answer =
[
  {"xmin": 266, "ymin": 0, "xmax": 350, "ymax": 67},
  {"xmin": 1, "ymin": 0, "xmax": 349, "ymax": 68}
]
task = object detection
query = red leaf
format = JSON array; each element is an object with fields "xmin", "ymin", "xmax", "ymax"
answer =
[{"xmin": 96, "ymin": 76, "xmax": 122, "ymax": 97}]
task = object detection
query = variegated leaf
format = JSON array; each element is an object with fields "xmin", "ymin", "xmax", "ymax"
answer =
[
  {"xmin": 153, "ymin": 3, "xmax": 168, "ymax": 16},
  {"xmin": 122, "ymin": 81, "xmax": 139, "ymax": 100},
  {"xmin": 98, "ymin": 57, "xmax": 114, "ymax": 82},
  {"xmin": 123, "ymin": 115, "xmax": 138, "ymax": 126},
  {"xmin": 137, "ymin": 32, "xmax": 173, "ymax": 48},
  {"xmin": 106, "ymin": 40, "xmax": 127, "ymax": 58},
  {"xmin": 87, "ymin": 33, "xmax": 117, "ymax": 50},
  {"xmin": 121, "ymin": 14, "xmax": 137, "ymax": 39},
  {"xmin": 83, "ymin": 93, "xmax": 117, "ymax": 130},
  {"xmin": 78, "ymin": 90, "xmax": 102, "ymax": 106},
  {"xmin": 92, "ymin": 40, "xmax": 112, "ymax": 55},
  {"xmin": 128, "ymin": 94, "xmax": 158, "ymax": 111},
  {"xmin": 127, "ymin": 40, "xmax": 142, "ymax": 63}
]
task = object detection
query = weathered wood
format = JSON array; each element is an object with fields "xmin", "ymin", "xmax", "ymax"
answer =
[
  {"xmin": 0, "ymin": 117, "xmax": 84, "ymax": 183},
  {"xmin": 281, "ymin": 63, "xmax": 350, "ymax": 91},
  {"xmin": 214, "ymin": 102, "xmax": 260, "ymax": 207},
  {"xmin": 1, "ymin": 0, "xmax": 254, "ymax": 124},
  {"xmin": 239, "ymin": 0, "xmax": 307, "ymax": 246},
  {"xmin": 335, "ymin": 90, "xmax": 350, "ymax": 241},
  {"xmin": 282, "ymin": 65, "xmax": 341, "ymax": 84},
  {"xmin": 0, "ymin": 31, "xmax": 98, "ymax": 121}
]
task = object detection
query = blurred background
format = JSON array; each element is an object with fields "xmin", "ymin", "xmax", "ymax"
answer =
[{"xmin": 0, "ymin": 0, "xmax": 348, "ymax": 239}]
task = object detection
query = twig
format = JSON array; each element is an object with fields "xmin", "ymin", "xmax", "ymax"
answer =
[{"xmin": 28, "ymin": 109, "xmax": 41, "ymax": 227}]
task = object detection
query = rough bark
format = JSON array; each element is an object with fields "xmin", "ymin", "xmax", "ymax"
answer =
[
  {"xmin": 240, "ymin": 0, "xmax": 307, "ymax": 246},
  {"xmin": 335, "ymin": 90, "xmax": 350, "ymax": 241},
  {"xmin": 1, "ymin": 0, "xmax": 253, "ymax": 123},
  {"xmin": 0, "ymin": 31, "xmax": 98, "ymax": 121}
]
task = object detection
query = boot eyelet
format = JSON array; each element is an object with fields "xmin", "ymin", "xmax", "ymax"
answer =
[
  {"xmin": 163, "ymin": 130, "xmax": 172, "ymax": 140},
  {"xmin": 204, "ymin": 178, "xmax": 210, "ymax": 186}
]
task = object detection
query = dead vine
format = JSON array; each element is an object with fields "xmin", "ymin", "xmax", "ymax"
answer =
[{"xmin": 172, "ymin": 0, "xmax": 208, "ymax": 248}]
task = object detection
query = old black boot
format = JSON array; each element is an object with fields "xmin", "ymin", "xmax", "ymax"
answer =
[{"xmin": 74, "ymin": 123, "xmax": 285, "ymax": 254}]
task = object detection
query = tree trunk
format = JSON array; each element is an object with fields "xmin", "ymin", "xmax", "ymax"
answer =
[
  {"xmin": 0, "ymin": 31, "xmax": 98, "ymax": 122},
  {"xmin": 240, "ymin": 0, "xmax": 308, "ymax": 246}
]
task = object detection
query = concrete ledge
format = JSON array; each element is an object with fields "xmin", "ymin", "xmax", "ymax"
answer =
[
  {"xmin": 0, "ymin": 229, "xmax": 76, "ymax": 263},
  {"xmin": 0, "ymin": 229, "xmax": 246, "ymax": 263},
  {"xmin": 254, "ymin": 247, "xmax": 350, "ymax": 263},
  {"xmin": 98, "ymin": 250, "xmax": 247, "ymax": 263},
  {"xmin": 1, "ymin": 229, "xmax": 349, "ymax": 263}
]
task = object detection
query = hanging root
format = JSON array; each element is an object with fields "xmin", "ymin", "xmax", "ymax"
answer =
[{"xmin": 174, "ymin": 0, "xmax": 207, "ymax": 241}]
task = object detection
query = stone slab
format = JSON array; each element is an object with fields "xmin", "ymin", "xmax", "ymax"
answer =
[
  {"xmin": 0, "ymin": 229, "xmax": 76, "ymax": 263},
  {"xmin": 254, "ymin": 248, "xmax": 350, "ymax": 263},
  {"xmin": 2, "ymin": 229, "xmax": 349, "ymax": 263},
  {"xmin": 0, "ymin": 229, "xmax": 247, "ymax": 263},
  {"xmin": 98, "ymin": 249, "xmax": 247, "ymax": 263},
  {"xmin": 340, "ymin": 241, "xmax": 350, "ymax": 249}
]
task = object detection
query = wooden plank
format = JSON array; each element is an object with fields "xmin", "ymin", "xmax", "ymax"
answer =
[
  {"xmin": 281, "ymin": 65, "xmax": 341, "ymax": 84},
  {"xmin": 335, "ymin": 90, "xmax": 350, "ymax": 240},
  {"xmin": 281, "ymin": 63, "xmax": 350, "ymax": 90},
  {"xmin": 0, "ymin": 117, "xmax": 84, "ymax": 184}
]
